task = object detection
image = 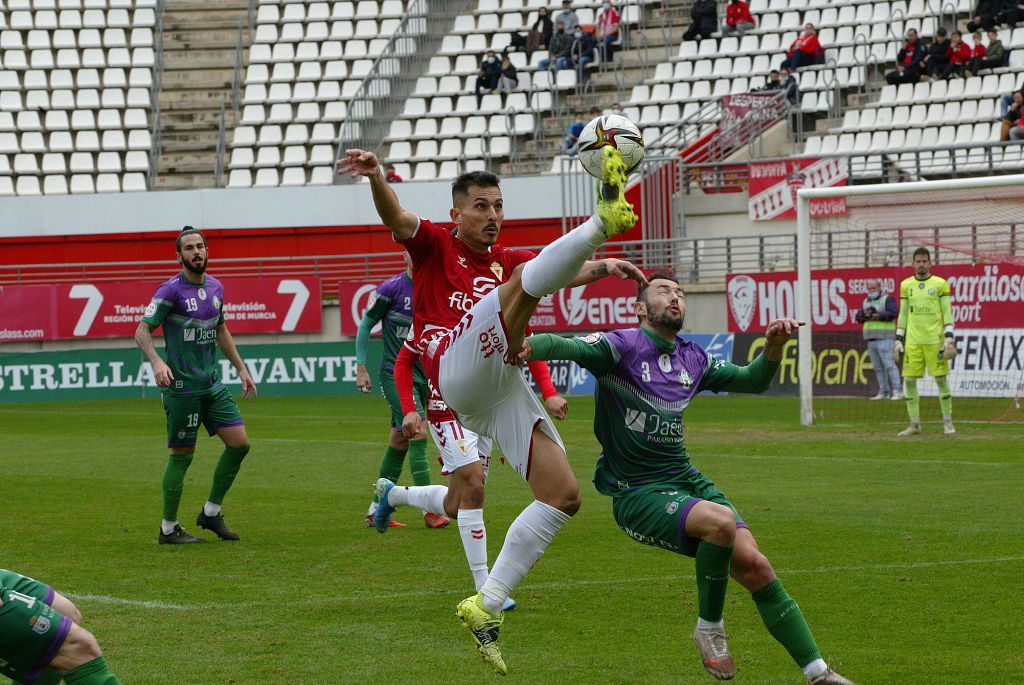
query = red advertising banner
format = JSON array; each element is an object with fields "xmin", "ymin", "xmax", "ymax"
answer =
[
  {"xmin": 0, "ymin": 277, "xmax": 321, "ymax": 342},
  {"xmin": 337, "ymin": 277, "xmax": 639, "ymax": 336},
  {"xmin": 726, "ymin": 264, "xmax": 1024, "ymax": 332},
  {"xmin": 747, "ymin": 157, "xmax": 849, "ymax": 221}
]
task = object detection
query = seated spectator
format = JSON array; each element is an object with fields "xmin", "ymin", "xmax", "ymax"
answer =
[
  {"xmin": 885, "ymin": 29, "xmax": 926, "ymax": 84},
  {"xmin": 758, "ymin": 69, "xmax": 785, "ymax": 91},
  {"xmin": 939, "ymin": 30, "xmax": 971, "ymax": 79},
  {"xmin": 511, "ymin": 6, "xmax": 553, "ymax": 60},
  {"xmin": 780, "ymin": 66, "xmax": 800, "ymax": 105},
  {"xmin": 566, "ymin": 28, "xmax": 597, "ymax": 79},
  {"xmin": 496, "ymin": 53, "xmax": 518, "ymax": 94},
  {"xmin": 554, "ymin": 0, "xmax": 580, "ymax": 33},
  {"xmin": 780, "ymin": 23, "xmax": 823, "ymax": 70},
  {"xmin": 996, "ymin": 0, "xmax": 1024, "ymax": 27},
  {"xmin": 967, "ymin": 0, "xmax": 1005, "ymax": 31},
  {"xmin": 1000, "ymin": 84, "xmax": 1024, "ymax": 118},
  {"xmin": 538, "ymin": 21, "xmax": 571, "ymax": 70},
  {"xmin": 968, "ymin": 28, "xmax": 1005, "ymax": 74},
  {"xmin": 385, "ymin": 164, "xmax": 403, "ymax": 183},
  {"xmin": 562, "ymin": 116, "xmax": 586, "ymax": 154},
  {"xmin": 474, "ymin": 50, "xmax": 502, "ymax": 103},
  {"xmin": 921, "ymin": 27, "xmax": 951, "ymax": 78},
  {"xmin": 595, "ymin": 1, "xmax": 621, "ymax": 61},
  {"xmin": 722, "ymin": 0, "xmax": 756, "ymax": 36},
  {"xmin": 682, "ymin": 0, "xmax": 718, "ymax": 42},
  {"xmin": 1000, "ymin": 90, "xmax": 1023, "ymax": 139}
]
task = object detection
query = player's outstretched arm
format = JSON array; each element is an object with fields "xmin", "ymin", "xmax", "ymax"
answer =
[
  {"xmin": 700, "ymin": 318, "xmax": 804, "ymax": 394},
  {"xmin": 520, "ymin": 333, "xmax": 618, "ymax": 376},
  {"xmin": 336, "ymin": 148, "xmax": 418, "ymax": 239},
  {"xmin": 566, "ymin": 258, "xmax": 648, "ymax": 288},
  {"xmin": 216, "ymin": 324, "xmax": 257, "ymax": 398},
  {"xmin": 134, "ymin": 322, "xmax": 173, "ymax": 388}
]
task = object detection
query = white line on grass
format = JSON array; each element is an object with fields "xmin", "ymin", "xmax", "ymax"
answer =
[
  {"xmin": 68, "ymin": 554, "xmax": 1024, "ymax": 611},
  {"xmin": 700, "ymin": 452, "xmax": 1017, "ymax": 468}
]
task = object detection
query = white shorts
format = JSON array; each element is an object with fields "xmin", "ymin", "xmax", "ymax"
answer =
[
  {"xmin": 428, "ymin": 418, "xmax": 493, "ymax": 477},
  {"xmin": 435, "ymin": 289, "xmax": 564, "ymax": 480}
]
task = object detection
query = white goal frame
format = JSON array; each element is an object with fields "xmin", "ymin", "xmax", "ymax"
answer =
[{"xmin": 795, "ymin": 174, "xmax": 1024, "ymax": 426}]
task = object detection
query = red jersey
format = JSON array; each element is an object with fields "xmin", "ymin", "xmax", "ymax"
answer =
[{"xmin": 400, "ymin": 218, "xmax": 535, "ymax": 352}]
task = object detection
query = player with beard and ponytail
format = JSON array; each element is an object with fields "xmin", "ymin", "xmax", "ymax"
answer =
[
  {"xmin": 134, "ymin": 226, "xmax": 258, "ymax": 545},
  {"xmin": 517, "ymin": 272, "xmax": 858, "ymax": 685}
]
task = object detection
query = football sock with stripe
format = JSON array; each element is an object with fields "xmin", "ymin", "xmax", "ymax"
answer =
[
  {"xmin": 751, "ymin": 579, "xmax": 823, "ymax": 671},
  {"xmin": 161, "ymin": 452, "xmax": 194, "ymax": 521},
  {"xmin": 904, "ymin": 377, "xmax": 921, "ymax": 423},
  {"xmin": 407, "ymin": 439, "xmax": 432, "ymax": 486},
  {"xmin": 521, "ymin": 218, "xmax": 606, "ymax": 298},
  {"xmin": 936, "ymin": 376, "xmax": 952, "ymax": 418},
  {"xmin": 62, "ymin": 657, "xmax": 122, "ymax": 685},
  {"xmin": 208, "ymin": 443, "xmax": 250, "ymax": 506},
  {"xmin": 457, "ymin": 508, "xmax": 490, "ymax": 591},
  {"xmin": 695, "ymin": 541, "xmax": 733, "ymax": 622}
]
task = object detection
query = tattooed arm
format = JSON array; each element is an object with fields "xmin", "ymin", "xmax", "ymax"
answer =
[{"xmin": 566, "ymin": 258, "xmax": 648, "ymax": 288}]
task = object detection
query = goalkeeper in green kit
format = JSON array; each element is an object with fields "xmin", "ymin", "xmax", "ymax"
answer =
[{"xmin": 893, "ymin": 247, "xmax": 958, "ymax": 436}]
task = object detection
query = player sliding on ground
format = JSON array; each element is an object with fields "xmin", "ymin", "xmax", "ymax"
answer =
[
  {"xmin": 517, "ymin": 272, "xmax": 858, "ymax": 685},
  {"xmin": 894, "ymin": 246, "xmax": 958, "ymax": 436},
  {"xmin": 337, "ymin": 146, "xmax": 642, "ymax": 675}
]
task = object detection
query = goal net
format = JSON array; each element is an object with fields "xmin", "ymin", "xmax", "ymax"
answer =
[{"xmin": 794, "ymin": 175, "xmax": 1024, "ymax": 426}]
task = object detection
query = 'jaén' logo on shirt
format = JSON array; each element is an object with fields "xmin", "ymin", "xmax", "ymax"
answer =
[
  {"xmin": 625, "ymin": 409, "xmax": 647, "ymax": 432},
  {"xmin": 184, "ymin": 328, "xmax": 196, "ymax": 341}
]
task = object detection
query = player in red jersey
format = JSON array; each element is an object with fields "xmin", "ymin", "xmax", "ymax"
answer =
[{"xmin": 338, "ymin": 146, "xmax": 640, "ymax": 675}]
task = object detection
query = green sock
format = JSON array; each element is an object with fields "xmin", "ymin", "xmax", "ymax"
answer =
[
  {"xmin": 207, "ymin": 444, "xmax": 250, "ymax": 506},
  {"xmin": 62, "ymin": 656, "xmax": 122, "ymax": 685},
  {"xmin": 936, "ymin": 376, "xmax": 952, "ymax": 417},
  {"xmin": 695, "ymin": 541, "xmax": 733, "ymax": 622},
  {"xmin": 408, "ymin": 439, "xmax": 432, "ymax": 486},
  {"xmin": 12, "ymin": 669, "xmax": 60, "ymax": 685},
  {"xmin": 904, "ymin": 377, "xmax": 920, "ymax": 422},
  {"xmin": 162, "ymin": 453, "xmax": 194, "ymax": 521},
  {"xmin": 373, "ymin": 446, "xmax": 407, "ymax": 503},
  {"xmin": 752, "ymin": 579, "xmax": 822, "ymax": 668}
]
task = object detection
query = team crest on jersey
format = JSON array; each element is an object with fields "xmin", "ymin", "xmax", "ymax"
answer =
[
  {"xmin": 580, "ymin": 333, "xmax": 604, "ymax": 345},
  {"xmin": 31, "ymin": 615, "xmax": 51, "ymax": 634},
  {"xmin": 658, "ymin": 353, "xmax": 673, "ymax": 372},
  {"xmin": 919, "ymin": 282, "xmax": 925, "ymax": 289},
  {"xmin": 144, "ymin": 301, "xmax": 157, "ymax": 317},
  {"xmin": 664, "ymin": 501, "xmax": 679, "ymax": 515},
  {"xmin": 456, "ymin": 439, "xmax": 468, "ymax": 455},
  {"xmin": 928, "ymin": 287, "xmax": 935, "ymax": 295},
  {"xmin": 198, "ymin": 287, "xmax": 207, "ymax": 301},
  {"xmin": 213, "ymin": 295, "xmax": 222, "ymax": 310},
  {"xmin": 490, "ymin": 262, "xmax": 503, "ymax": 280},
  {"xmin": 679, "ymin": 369, "xmax": 693, "ymax": 387}
]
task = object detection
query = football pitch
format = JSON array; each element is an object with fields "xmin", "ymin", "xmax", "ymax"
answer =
[{"xmin": 2, "ymin": 394, "xmax": 1021, "ymax": 684}]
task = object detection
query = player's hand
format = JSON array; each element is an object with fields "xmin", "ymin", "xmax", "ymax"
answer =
[
  {"xmin": 355, "ymin": 364, "xmax": 372, "ymax": 393},
  {"xmin": 152, "ymin": 359, "xmax": 174, "ymax": 388},
  {"xmin": 336, "ymin": 149, "xmax": 380, "ymax": 178},
  {"xmin": 765, "ymin": 317, "xmax": 804, "ymax": 344},
  {"xmin": 401, "ymin": 411, "xmax": 422, "ymax": 440},
  {"xmin": 944, "ymin": 339, "xmax": 958, "ymax": 361},
  {"xmin": 544, "ymin": 394, "xmax": 569, "ymax": 420},
  {"xmin": 513, "ymin": 339, "xmax": 533, "ymax": 366},
  {"xmin": 604, "ymin": 258, "xmax": 648, "ymax": 285},
  {"xmin": 893, "ymin": 340, "xmax": 904, "ymax": 363},
  {"xmin": 239, "ymin": 371, "xmax": 258, "ymax": 399}
]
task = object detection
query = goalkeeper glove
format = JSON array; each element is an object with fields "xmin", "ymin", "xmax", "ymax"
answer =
[
  {"xmin": 940, "ymin": 340, "xmax": 958, "ymax": 361},
  {"xmin": 893, "ymin": 339, "xmax": 904, "ymax": 363}
]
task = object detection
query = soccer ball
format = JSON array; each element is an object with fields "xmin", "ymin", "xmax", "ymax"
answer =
[{"xmin": 576, "ymin": 114, "xmax": 645, "ymax": 181}]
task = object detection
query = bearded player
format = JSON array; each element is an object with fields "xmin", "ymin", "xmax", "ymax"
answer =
[
  {"xmin": 894, "ymin": 247, "xmax": 957, "ymax": 436},
  {"xmin": 518, "ymin": 272, "xmax": 858, "ymax": 685},
  {"xmin": 337, "ymin": 146, "xmax": 641, "ymax": 675}
]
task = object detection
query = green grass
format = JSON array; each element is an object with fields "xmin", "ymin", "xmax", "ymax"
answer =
[{"xmin": 1, "ymin": 395, "xmax": 1022, "ymax": 684}]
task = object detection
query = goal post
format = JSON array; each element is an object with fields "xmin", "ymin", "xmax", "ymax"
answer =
[{"xmin": 796, "ymin": 174, "xmax": 1024, "ymax": 427}]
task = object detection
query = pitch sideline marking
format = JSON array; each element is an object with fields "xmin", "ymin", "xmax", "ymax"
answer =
[{"xmin": 67, "ymin": 554, "xmax": 1024, "ymax": 611}]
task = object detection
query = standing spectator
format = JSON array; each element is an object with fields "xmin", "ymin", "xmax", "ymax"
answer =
[
  {"xmin": 562, "ymin": 115, "xmax": 586, "ymax": 155},
  {"xmin": 385, "ymin": 164, "xmax": 403, "ymax": 183},
  {"xmin": 511, "ymin": 6, "xmax": 553, "ymax": 59},
  {"xmin": 885, "ymin": 29, "xmax": 926, "ymax": 84},
  {"xmin": 1001, "ymin": 90, "xmax": 1024, "ymax": 139},
  {"xmin": 939, "ymin": 30, "xmax": 971, "ymax": 79},
  {"xmin": 780, "ymin": 66, "xmax": 800, "ymax": 104},
  {"xmin": 855, "ymin": 278, "xmax": 902, "ymax": 400},
  {"xmin": 968, "ymin": 28, "xmax": 1004, "ymax": 74},
  {"xmin": 996, "ymin": 0, "xmax": 1024, "ymax": 27},
  {"xmin": 921, "ymin": 27, "xmax": 951, "ymax": 79},
  {"xmin": 474, "ymin": 49, "xmax": 502, "ymax": 104},
  {"xmin": 538, "ymin": 20, "xmax": 572, "ymax": 70},
  {"xmin": 595, "ymin": 1, "xmax": 621, "ymax": 61},
  {"xmin": 722, "ymin": 0, "xmax": 756, "ymax": 36},
  {"xmin": 554, "ymin": 0, "xmax": 579, "ymax": 33},
  {"xmin": 967, "ymin": 0, "xmax": 1005, "ymax": 31},
  {"xmin": 682, "ymin": 0, "xmax": 718, "ymax": 42},
  {"xmin": 779, "ymin": 23, "xmax": 823, "ymax": 70},
  {"xmin": 496, "ymin": 53, "xmax": 518, "ymax": 94}
]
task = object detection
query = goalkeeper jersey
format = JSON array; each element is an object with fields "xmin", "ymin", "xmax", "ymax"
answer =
[{"xmin": 898, "ymin": 274, "xmax": 952, "ymax": 345}]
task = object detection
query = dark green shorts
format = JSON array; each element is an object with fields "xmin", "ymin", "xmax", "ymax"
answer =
[
  {"xmin": 162, "ymin": 385, "xmax": 244, "ymax": 449},
  {"xmin": 0, "ymin": 569, "xmax": 73, "ymax": 685},
  {"xmin": 379, "ymin": 370, "xmax": 427, "ymax": 428},
  {"xmin": 610, "ymin": 470, "xmax": 747, "ymax": 558}
]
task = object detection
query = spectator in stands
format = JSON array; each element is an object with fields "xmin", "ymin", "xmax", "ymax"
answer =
[
  {"xmin": 385, "ymin": 164, "xmax": 403, "ymax": 183},
  {"xmin": 886, "ymin": 28, "xmax": 926, "ymax": 84},
  {"xmin": 567, "ymin": 28, "xmax": 597, "ymax": 79},
  {"xmin": 1000, "ymin": 90, "xmax": 1023, "ymax": 139},
  {"xmin": 968, "ymin": 28, "xmax": 1005, "ymax": 74},
  {"xmin": 999, "ymin": 83, "xmax": 1024, "ymax": 117},
  {"xmin": 922, "ymin": 27, "xmax": 951, "ymax": 79},
  {"xmin": 759, "ymin": 68, "xmax": 784, "ymax": 91},
  {"xmin": 967, "ymin": 0, "xmax": 1005, "ymax": 31},
  {"xmin": 604, "ymin": 101, "xmax": 625, "ymax": 115},
  {"xmin": 682, "ymin": 0, "xmax": 718, "ymax": 43},
  {"xmin": 539, "ymin": 20, "xmax": 572, "ymax": 70},
  {"xmin": 939, "ymin": 30, "xmax": 971, "ymax": 79},
  {"xmin": 595, "ymin": 1, "xmax": 621, "ymax": 61},
  {"xmin": 562, "ymin": 115, "xmax": 587, "ymax": 154},
  {"xmin": 474, "ymin": 50, "xmax": 503, "ymax": 104},
  {"xmin": 996, "ymin": 0, "xmax": 1024, "ymax": 27},
  {"xmin": 555, "ymin": 0, "xmax": 580, "ymax": 33},
  {"xmin": 721, "ymin": 0, "xmax": 756, "ymax": 37},
  {"xmin": 496, "ymin": 53, "xmax": 519, "ymax": 94},
  {"xmin": 1009, "ymin": 106, "xmax": 1024, "ymax": 140},
  {"xmin": 779, "ymin": 23, "xmax": 823, "ymax": 70},
  {"xmin": 780, "ymin": 66, "xmax": 800, "ymax": 105},
  {"xmin": 511, "ymin": 6, "xmax": 553, "ymax": 60}
]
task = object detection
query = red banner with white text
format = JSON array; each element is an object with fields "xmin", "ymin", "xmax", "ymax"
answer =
[
  {"xmin": 747, "ymin": 157, "xmax": 849, "ymax": 221},
  {"xmin": 0, "ymin": 278, "xmax": 321, "ymax": 342},
  {"xmin": 726, "ymin": 264, "xmax": 1024, "ymax": 332}
]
